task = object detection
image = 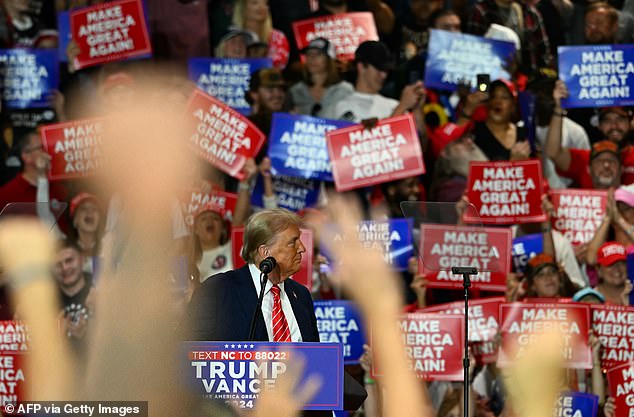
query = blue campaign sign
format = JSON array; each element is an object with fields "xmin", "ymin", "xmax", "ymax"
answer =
[
  {"xmin": 268, "ymin": 113, "xmax": 352, "ymax": 181},
  {"xmin": 314, "ymin": 300, "xmax": 366, "ymax": 364},
  {"xmin": 182, "ymin": 341, "xmax": 343, "ymax": 410},
  {"xmin": 556, "ymin": 392, "xmax": 598, "ymax": 417},
  {"xmin": 0, "ymin": 49, "xmax": 59, "ymax": 109},
  {"xmin": 512, "ymin": 233, "xmax": 543, "ymax": 273},
  {"xmin": 188, "ymin": 58, "xmax": 272, "ymax": 114},
  {"xmin": 424, "ymin": 29, "xmax": 515, "ymax": 91},
  {"xmin": 57, "ymin": 11, "xmax": 71, "ymax": 63},
  {"xmin": 251, "ymin": 170, "xmax": 321, "ymax": 212},
  {"xmin": 358, "ymin": 218, "xmax": 414, "ymax": 271},
  {"xmin": 558, "ymin": 44, "xmax": 634, "ymax": 108}
]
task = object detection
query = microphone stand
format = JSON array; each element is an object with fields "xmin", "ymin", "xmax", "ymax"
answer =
[
  {"xmin": 248, "ymin": 271, "xmax": 269, "ymax": 341},
  {"xmin": 451, "ymin": 266, "xmax": 478, "ymax": 417}
]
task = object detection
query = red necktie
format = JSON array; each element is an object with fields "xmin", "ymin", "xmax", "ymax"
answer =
[{"xmin": 271, "ymin": 285, "xmax": 291, "ymax": 342}]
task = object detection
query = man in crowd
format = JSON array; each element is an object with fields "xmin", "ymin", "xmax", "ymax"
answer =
[{"xmin": 184, "ymin": 208, "xmax": 366, "ymax": 415}]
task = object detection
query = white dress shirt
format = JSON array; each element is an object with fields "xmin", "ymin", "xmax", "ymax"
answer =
[{"xmin": 248, "ymin": 263, "xmax": 303, "ymax": 342}]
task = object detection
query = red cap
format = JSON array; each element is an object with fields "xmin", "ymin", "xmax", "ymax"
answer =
[
  {"xmin": 597, "ymin": 242, "xmax": 627, "ymax": 266},
  {"xmin": 70, "ymin": 192, "xmax": 99, "ymax": 217},
  {"xmin": 429, "ymin": 122, "xmax": 472, "ymax": 158},
  {"xmin": 194, "ymin": 202, "xmax": 226, "ymax": 220},
  {"xmin": 491, "ymin": 78, "xmax": 518, "ymax": 99}
]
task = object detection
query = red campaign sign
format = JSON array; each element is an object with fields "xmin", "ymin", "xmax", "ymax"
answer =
[
  {"xmin": 182, "ymin": 189, "xmax": 238, "ymax": 227},
  {"xmin": 465, "ymin": 160, "xmax": 546, "ymax": 224},
  {"xmin": 591, "ymin": 304, "xmax": 634, "ymax": 372},
  {"xmin": 373, "ymin": 313, "xmax": 463, "ymax": 381},
  {"xmin": 325, "ymin": 114, "xmax": 425, "ymax": 192},
  {"xmin": 418, "ymin": 224, "xmax": 511, "ymax": 292},
  {"xmin": 607, "ymin": 362, "xmax": 634, "ymax": 416},
  {"xmin": 292, "ymin": 12, "xmax": 378, "ymax": 61},
  {"xmin": 185, "ymin": 89, "xmax": 266, "ymax": 180},
  {"xmin": 0, "ymin": 321, "xmax": 30, "ymax": 405},
  {"xmin": 70, "ymin": 0, "xmax": 152, "ymax": 70},
  {"xmin": 550, "ymin": 189, "xmax": 607, "ymax": 246},
  {"xmin": 498, "ymin": 302, "xmax": 591, "ymax": 369},
  {"xmin": 40, "ymin": 118, "xmax": 104, "ymax": 180},
  {"xmin": 231, "ymin": 227, "xmax": 313, "ymax": 291}
]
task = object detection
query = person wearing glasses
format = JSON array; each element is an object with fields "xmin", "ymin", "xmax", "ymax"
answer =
[{"xmin": 288, "ymin": 37, "xmax": 353, "ymax": 120}]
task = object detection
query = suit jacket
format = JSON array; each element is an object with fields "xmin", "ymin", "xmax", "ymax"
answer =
[
  {"xmin": 186, "ymin": 264, "xmax": 319, "ymax": 342},
  {"xmin": 183, "ymin": 265, "xmax": 367, "ymax": 415}
]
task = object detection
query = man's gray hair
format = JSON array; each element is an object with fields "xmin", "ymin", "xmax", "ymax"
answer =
[{"xmin": 241, "ymin": 209, "xmax": 302, "ymax": 263}]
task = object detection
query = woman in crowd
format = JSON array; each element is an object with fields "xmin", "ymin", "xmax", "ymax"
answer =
[
  {"xmin": 523, "ymin": 254, "xmax": 579, "ymax": 299},
  {"xmin": 458, "ymin": 79, "xmax": 530, "ymax": 162},
  {"xmin": 232, "ymin": 0, "xmax": 289, "ymax": 69},
  {"xmin": 289, "ymin": 37, "xmax": 354, "ymax": 119}
]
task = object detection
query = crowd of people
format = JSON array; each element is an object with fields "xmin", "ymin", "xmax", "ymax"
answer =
[{"xmin": 1, "ymin": 0, "xmax": 634, "ymax": 416}]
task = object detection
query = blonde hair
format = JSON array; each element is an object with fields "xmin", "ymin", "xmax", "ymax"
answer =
[
  {"xmin": 232, "ymin": 0, "xmax": 272, "ymax": 44},
  {"xmin": 241, "ymin": 209, "xmax": 302, "ymax": 263}
]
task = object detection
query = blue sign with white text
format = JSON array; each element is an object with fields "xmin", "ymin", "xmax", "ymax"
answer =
[
  {"xmin": 182, "ymin": 341, "xmax": 343, "ymax": 410},
  {"xmin": 188, "ymin": 58, "xmax": 272, "ymax": 114},
  {"xmin": 424, "ymin": 30, "xmax": 515, "ymax": 91},
  {"xmin": 558, "ymin": 44, "xmax": 634, "ymax": 108},
  {"xmin": 314, "ymin": 300, "xmax": 366, "ymax": 364},
  {"xmin": 269, "ymin": 113, "xmax": 352, "ymax": 181},
  {"xmin": 358, "ymin": 218, "xmax": 414, "ymax": 271},
  {"xmin": 251, "ymin": 170, "xmax": 320, "ymax": 212},
  {"xmin": 556, "ymin": 392, "xmax": 598, "ymax": 417},
  {"xmin": 511, "ymin": 233, "xmax": 543, "ymax": 273},
  {"xmin": 0, "ymin": 49, "xmax": 59, "ymax": 109}
]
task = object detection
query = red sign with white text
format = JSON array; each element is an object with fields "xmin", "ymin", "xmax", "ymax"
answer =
[
  {"xmin": 550, "ymin": 189, "xmax": 607, "ymax": 246},
  {"xmin": 498, "ymin": 302, "xmax": 591, "ymax": 369},
  {"xmin": 591, "ymin": 304, "xmax": 634, "ymax": 372},
  {"xmin": 182, "ymin": 189, "xmax": 238, "ymax": 227},
  {"xmin": 326, "ymin": 114, "xmax": 425, "ymax": 192},
  {"xmin": 373, "ymin": 313, "xmax": 463, "ymax": 381},
  {"xmin": 231, "ymin": 227, "xmax": 313, "ymax": 291},
  {"xmin": 0, "ymin": 321, "xmax": 30, "ymax": 405},
  {"xmin": 418, "ymin": 224, "xmax": 511, "ymax": 292},
  {"xmin": 185, "ymin": 89, "xmax": 266, "ymax": 180},
  {"xmin": 292, "ymin": 12, "xmax": 378, "ymax": 61},
  {"xmin": 465, "ymin": 160, "xmax": 546, "ymax": 224},
  {"xmin": 607, "ymin": 362, "xmax": 634, "ymax": 416},
  {"xmin": 41, "ymin": 118, "xmax": 104, "ymax": 180},
  {"xmin": 70, "ymin": 0, "xmax": 152, "ymax": 69}
]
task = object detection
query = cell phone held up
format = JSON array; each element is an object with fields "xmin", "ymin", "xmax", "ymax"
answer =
[{"xmin": 476, "ymin": 74, "xmax": 490, "ymax": 93}]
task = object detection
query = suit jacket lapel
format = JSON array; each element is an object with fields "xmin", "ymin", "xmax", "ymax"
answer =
[
  {"xmin": 234, "ymin": 265, "xmax": 269, "ymax": 341},
  {"xmin": 284, "ymin": 280, "xmax": 312, "ymax": 342}
]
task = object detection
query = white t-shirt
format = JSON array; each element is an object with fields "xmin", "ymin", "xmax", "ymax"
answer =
[
  {"xmin": 198, "ymin": 242, "xmax": 233, "ymax": 282},
  {"xmin": 333, "ymin": 91, "xmax": 398, "ymax": 122},
  {"xmin": 536, "ymin": 117, "xmax": 590, "ymax": 189}
]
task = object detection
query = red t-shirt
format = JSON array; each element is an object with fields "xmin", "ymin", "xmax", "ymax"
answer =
[
  {"xmin": 557, "ymin": 146, "xmax": 634, "ymax": 188},
  {"xmin": 0, "ymin": 174, "xmax": 66, "ymax": 216}
]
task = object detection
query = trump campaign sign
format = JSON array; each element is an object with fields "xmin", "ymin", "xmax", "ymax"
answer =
[
  {"xmin": 292, "ymin": 13, "xmax": 378, "ymax": 61},
  {"xmin": 559, "ymin": 44, "xmax": 634, "ymax": 108},
  {"xmin": 70, "ymin": 0, "xmax": 152, "ymax": 70},
  {"xmin": 268, "ymin": 113, "xmax": 352, "ymax": 181},
  {"xmin": 465, "ymin": 160, "xmax": 546, "ymax": 224},
  {"xmin": 374, "ymin": 313, "xmax": 463, "ymax": 381},
  {"xmin": 326, "ymin": 114, "xmax": 425, "ymax": 191},
  {"xmin": 188, "ymin": 58, "xmax": 272, "ymax": 114},
  {"xmin": 607, "ymin": 362, "xmax": 634, "ymax": 416},
  {"xmin": 418, "ymin": 224, "xmax": 511, "ymax": 292},
  {"xmin": 591, "ymin": 304, "xmax": 634, "ymax": 372},
  {"xmin": 231, "ymin": 227, "xmax": 313, "ymax": 291},
  {"xmin": 0, "ymin": 321, "xmax": 30, "ymax": 406},
  {"xmin": 185, "ymin": 89, "xmax": 266, "ymax": 180},
  {"xmin": 498, "ymin": 302, "xmax": 591, "ymax": 369},
  {"xmin": 40, "ymin": 118, "xmax": 104, "ymax": 180},
  {"xmin": 0, "ymin": 49, "xmax": 58, "ymax": 109},
  {"xmin": 550, "ymin": 189, "xmax": 607, "ymax": 246},
  {"xmin": 182, "ymin": 188, "xmax": 238, "ymax": 226},
  {"xmin": 423, "ymin": 297, "xmax": 504, "ymax": 364},
  {"xmin": 183, "ymin": 342, "xmax": 343, "ymax": 410},
  {"xmin": 314, "ymin": 300, "xmax": 366, "ymax": 364},
  {"xmin": 251, "ymin": 173, "xmax": 320, "ymax": 212},
  {"xmin": 424, "ymin": 30, "xmax": 515, "ymax": 91},
  {"xmin": 512, "ymin": 233, "xmax": 543, "ymax": 273},
  {"xmin": 555, "ymin": 392, "xmax": 598, "ymax": 417}
]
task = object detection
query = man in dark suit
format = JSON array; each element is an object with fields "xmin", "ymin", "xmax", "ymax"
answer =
[{"xmin": 184, "ymin": 208, "xmax": 366, "ymax": 414}]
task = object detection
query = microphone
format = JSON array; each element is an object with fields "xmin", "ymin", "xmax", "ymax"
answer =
[{"xmin": 259, "ymin": 257, "xmax": 277, "ymax": 274}]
